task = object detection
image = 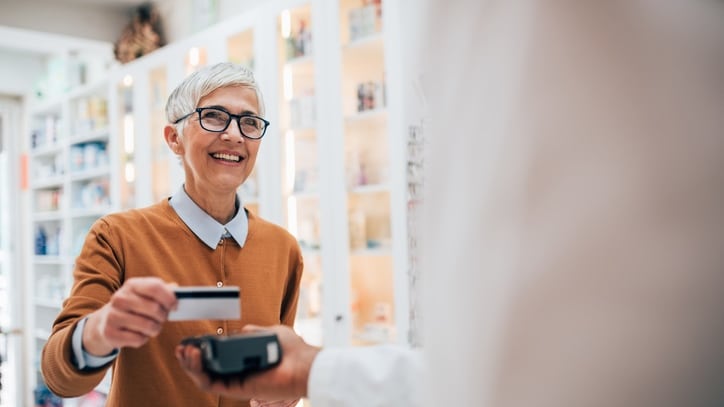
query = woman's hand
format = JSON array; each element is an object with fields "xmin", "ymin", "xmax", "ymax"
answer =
[{"xmin": 83, "ymin": 277, "xmax": 178, "ymax": 356}]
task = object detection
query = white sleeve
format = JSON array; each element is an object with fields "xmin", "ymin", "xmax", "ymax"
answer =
[
  {"xmin": 72, "ymin": 317, "xmax": 118, "ymax": 370},
  {"xmin": 307, "ymin": 345, "xmax": 424, "ymax": 407}
]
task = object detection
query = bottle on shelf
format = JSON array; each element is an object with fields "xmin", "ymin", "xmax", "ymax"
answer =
[
  {"xmin": 35, "ymin": 227, "xmax": 47, "ymax": 256},
  {"xmin": 45, "ymin": 227, "xmax": 60, "ymax": 256}
]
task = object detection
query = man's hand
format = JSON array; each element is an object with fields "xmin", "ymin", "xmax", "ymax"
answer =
[
  {"xmin": 83, "ymin": 277, "xmax": 178, "ymax": 356},
  {"xmin": 175, "ymin": 324, "xmax": 320, "ymax": 401}
]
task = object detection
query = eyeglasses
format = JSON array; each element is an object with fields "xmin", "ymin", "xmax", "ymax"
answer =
[{"xmin": 174, "ymin": 107, "xmax": 270, "ymax": 140}]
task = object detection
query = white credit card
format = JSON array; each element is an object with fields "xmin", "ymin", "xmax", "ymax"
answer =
[{"xmin": 169, "ymin": 286, "xmax": 241, "ymax": 321}]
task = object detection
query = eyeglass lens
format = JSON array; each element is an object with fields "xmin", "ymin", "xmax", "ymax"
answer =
[{"xmin": 199, "ymin": 108, "xmax": 265, "ymax": 138}]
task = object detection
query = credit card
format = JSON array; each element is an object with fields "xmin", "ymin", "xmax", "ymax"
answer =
[{"xmin": 168, "ymin": 286, "xmax": 241, "ymax": 321}]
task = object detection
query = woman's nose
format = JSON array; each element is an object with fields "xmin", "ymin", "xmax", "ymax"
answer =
[{"xmin": 220, "ymin": 121, "xmax": 244, "ymax": 142}]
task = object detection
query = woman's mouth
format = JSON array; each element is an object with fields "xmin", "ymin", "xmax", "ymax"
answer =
[{"xmin": 211, "ymin": 152, "xmax": 242, "ymax": 162}]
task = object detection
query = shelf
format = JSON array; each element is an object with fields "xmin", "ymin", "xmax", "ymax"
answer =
[
  {"xmin": 350, "ymin": 247, "xmax": 392, "ymax": 257},
  {"xmin": 33, "ymin": 256, "xmax": 68, "ymax": 265},
  {"xmin": 348, "ymin": 183, "xmax": 389, "ymax": 194},
  {"xmin": 32, "ymin": 211, "xmax": 64, "ymax": 222},
  {"xmin": 69, "ymin": 166, "xmax": 110, "ymax": 181},
  {"xmin": 31, "ymin": 177, "xmax": 65, "ymax": 190},
  {"xmin": 344, "ymin": 32, "xmax": 383, "ymax": 51},
  {"xmin": 299, "ymin": 242, "xmax": 321, "ymax": 253},
  {"xmin": 30, "ymin": 99, "xmax": 63, "ymax": 116},
  {"xmin": 30, "ymin": 143, "xmax": 63, "ymax": 158},
  {"xmin": 69, "ymin": 127, "xmax": 110, "ymax": 145},
  {"xmin": 70, "ymin": 207, "xmax": 112, "ymax": 218},
  {"xmin": 300, "ymin": 247, "xmax": 322, "ymax": 257},
  {"xmin": 345, "ymin": 107, "xmax": 387, "ymax": 122}
]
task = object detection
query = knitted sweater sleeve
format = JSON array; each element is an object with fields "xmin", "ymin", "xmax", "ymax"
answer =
[{"xmin": 41, "ymin": 218, "xmax": 123, "ymax": 397}]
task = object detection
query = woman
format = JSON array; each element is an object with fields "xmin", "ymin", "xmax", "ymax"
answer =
[{"xmin": 41, "ymin": 62, "xmax": 303, "ymax": 407}]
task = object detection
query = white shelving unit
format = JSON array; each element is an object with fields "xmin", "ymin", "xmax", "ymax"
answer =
[
  {"xmin": 21, "ymin": 0, "xmax": 413, "ymax": 402},
  {"xmin": 25, "ymin": 50, "xmax": 117, "ymax": 406},
  {"xmin": 341, "ymin": 0, "xmax": 402, "ymax": 346},
  {"xmin": 275, "ymin": 2, "xmax": 325, "ymax": 347}
]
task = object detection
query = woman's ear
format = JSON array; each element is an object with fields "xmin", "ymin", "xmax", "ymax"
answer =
[{"xmin": 164, "ymin": 124, "xmax": 183, "ymax": 155}]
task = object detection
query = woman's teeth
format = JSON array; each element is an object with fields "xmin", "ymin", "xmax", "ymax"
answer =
[{"xmin": 212, "ymin": 153, "xmax": 241, "ymax": 162}]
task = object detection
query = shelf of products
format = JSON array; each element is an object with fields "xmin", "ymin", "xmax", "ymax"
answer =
[
  {"xmin": 277, "ymin": 4, "xmax": 324, "ymax": 346},
  {"xmin": 338, "ymin": 0, "xmax": 396, "ymax": 345},
  {"xmin": 28, "ymin": 96, "xmax": 68, "ymax": 388},
  {"xmin": 26, "ymin": 51, "xmax": 116, "ymax": 405}
]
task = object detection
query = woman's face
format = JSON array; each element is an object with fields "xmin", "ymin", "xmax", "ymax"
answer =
[{"xmin": 170, "ymin": 85, "xmax": 262, "ymax": 198}]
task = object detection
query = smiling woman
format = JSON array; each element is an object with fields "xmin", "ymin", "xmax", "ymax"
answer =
[
  {"xmin": 164, "ymin": 67, "xmax": 267, "ymax": 223},
  {"xmin": 40, "ymin": 62, "xmax": 303, "ymax": 407}
]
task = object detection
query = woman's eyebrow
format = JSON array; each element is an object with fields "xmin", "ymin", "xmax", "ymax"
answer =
[{"xmin": 200, "ymin": 105, "xmax": 258, "ymax": 115}]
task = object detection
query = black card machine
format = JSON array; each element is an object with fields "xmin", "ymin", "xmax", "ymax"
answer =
[{"xmin": 181, "ymin": 331, "xmax": 282, "ymax": 379}]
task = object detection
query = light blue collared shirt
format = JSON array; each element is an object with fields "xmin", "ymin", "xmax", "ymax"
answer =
[
  {"xmin": 72, "ymin": 186, "xmax": 249, "ymax": 369},
  {"xmin": 168, "ymin": 186, "xmax": 249, "ymax": 248}
]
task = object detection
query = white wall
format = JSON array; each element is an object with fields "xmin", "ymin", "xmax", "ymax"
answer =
[
  {"xmin": 0, "ymin": 0, "xmax": 129, "ymax": 43},
  {"xmin": 156, "ymin": 0, "xmax": 266, "ymax": 43},
  {"xmin": 0, "ymin": 50, "xmax": 44, "ymax": 97},
  {"xmin": 0, "ymin": 0, "xmax": 269, "ymax": 111},
  {"xmin": 0, "ymin": 0, "xmax": 268, "ymax": 54}
]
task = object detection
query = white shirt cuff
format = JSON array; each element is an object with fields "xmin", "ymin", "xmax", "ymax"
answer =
[{"xmin": 72, "ymin": 317, "xmax": 118, "ymax": 370}]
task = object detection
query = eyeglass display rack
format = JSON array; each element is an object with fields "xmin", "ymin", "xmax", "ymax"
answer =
[{"xmin": 22, "ymin": 0, "xmax": 412, "ymax": 403}]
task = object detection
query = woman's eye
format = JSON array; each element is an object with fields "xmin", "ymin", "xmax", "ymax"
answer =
[
  {"xmin": 241, "ymin": 118, "xmax": 259, "ymax": 128},
  {"xmin": 203, "ymin": 111, "xmax": 226, "ymax": 120}
]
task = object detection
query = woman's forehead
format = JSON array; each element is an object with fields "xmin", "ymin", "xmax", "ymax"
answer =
[{"xmin": 199, "ymin": 85, "xmax": 259, "ymax": 112}]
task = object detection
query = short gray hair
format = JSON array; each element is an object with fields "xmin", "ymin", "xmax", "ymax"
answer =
[{"xmin": 166, "ymin": 62, "xmax": 265, "ymax": 134}]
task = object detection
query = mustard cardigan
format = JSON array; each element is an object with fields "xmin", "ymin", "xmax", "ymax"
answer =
[{"xmin": 41, "ymin": 200, "xmax": 303, "ymax": 407}]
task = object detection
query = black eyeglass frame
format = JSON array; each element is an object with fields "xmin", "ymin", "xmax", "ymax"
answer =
[{"xmin": 173, "ymin": 107, "xmax": 271, "ymax": 140}]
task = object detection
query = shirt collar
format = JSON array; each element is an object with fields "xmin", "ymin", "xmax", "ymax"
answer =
[{"xmin": 169, "ymin": 186, "xmax": 249, "ymax": 249}]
